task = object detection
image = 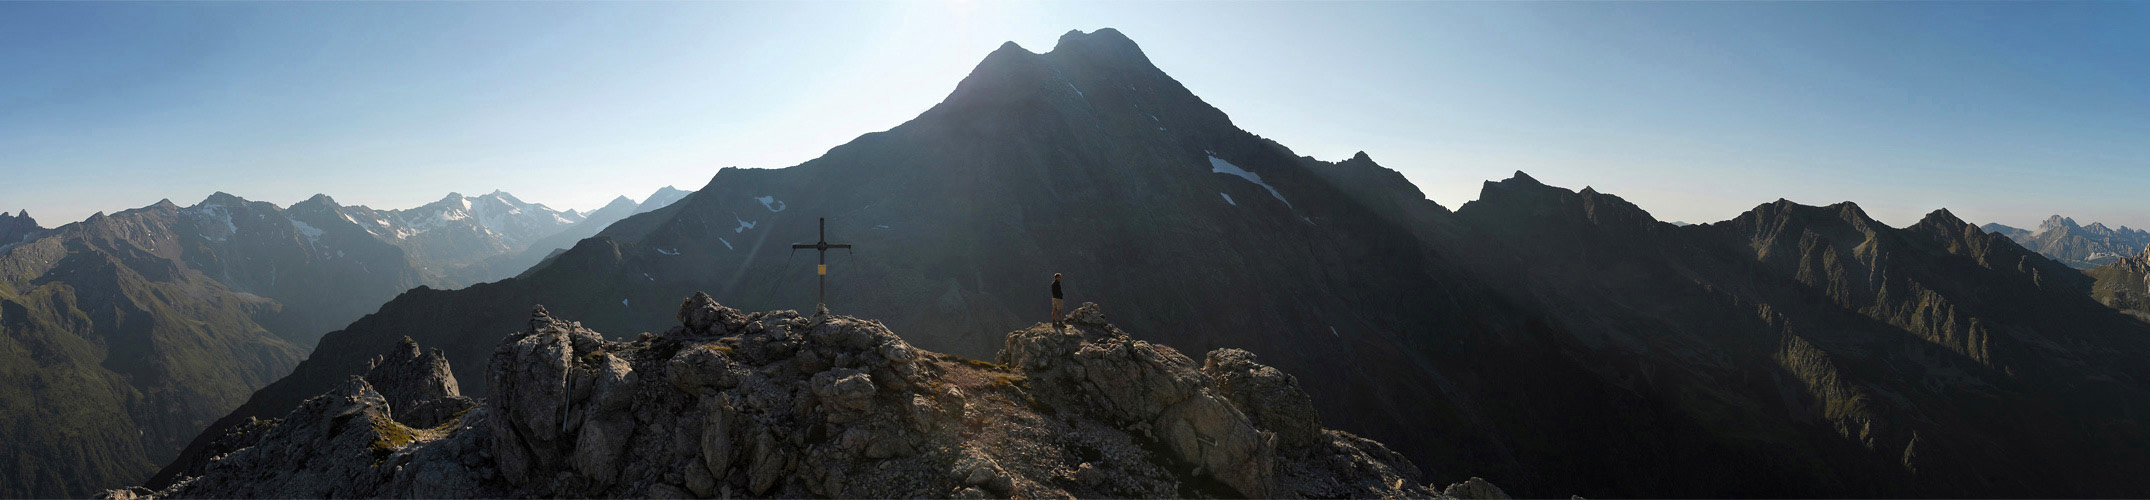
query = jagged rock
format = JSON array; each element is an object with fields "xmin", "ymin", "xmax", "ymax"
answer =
[
  {"xmin": 1204, "ymin": 348, "xmax": 1325, "ymax": 450},
  {"xmin": 809, "ymin": 368, "xmax": 877, "ymax": 423},
  {"xmin": 364, "ymin": 336, "xmax": 468, "ymax": 427},
  {"xmin": 1000, "ymin": 302, "xmax": 1276, "ymax": 497},
  {"xmin": 1442, "ymin": 477, "xmax": 1512, "ymax": 500},
  {"xmin": 487, "ymin": 305, "xmax": 603, "ymax": 484},
  {"xmin": 677, "ymin": 291, "xmax": 744, "ymax": 334},
  {"xmin": 126, "ymin": 295, "xmax": 1501, "ymax": 499},
  {"xmin": 112, "ymin": 338, "xmax": 494, "ymax": 499}
]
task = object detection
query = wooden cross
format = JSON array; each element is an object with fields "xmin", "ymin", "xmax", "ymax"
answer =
[{"xmin": 791, "ymin": 217, "xmax": 852, "ymax": 309}]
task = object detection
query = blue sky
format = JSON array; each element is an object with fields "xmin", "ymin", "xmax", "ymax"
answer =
[{"xmin": 3, "ymin": 1, "xmax": 2146, "ymax": 230}]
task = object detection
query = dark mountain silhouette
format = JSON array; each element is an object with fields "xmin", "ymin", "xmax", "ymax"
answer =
[
  {"xmin": 1982, "ymin": 216, "xmax": 2150, "ymax": 269},
  {"xmin": 1448, "ymin": 174, "xmax": 2147, "ymax": 496},
  {"xmin": 151, "ymin": 29, "xmax": 2150, "ymax": 498}
]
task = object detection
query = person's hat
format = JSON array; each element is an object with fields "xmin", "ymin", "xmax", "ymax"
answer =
[{"xmin": 1054, "ymin": 273, "xmax": 1062, "ymax": 278}]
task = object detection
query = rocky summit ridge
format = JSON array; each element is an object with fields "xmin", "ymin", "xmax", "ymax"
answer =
[{"xmin": 113, "ymin": 294, "xmax": 1504, "ymax": 499}]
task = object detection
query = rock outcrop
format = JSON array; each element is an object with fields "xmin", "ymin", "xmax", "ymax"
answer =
[{"xmin": 122, "ymin": 294, "xmax": 1504, "ymax": 499}]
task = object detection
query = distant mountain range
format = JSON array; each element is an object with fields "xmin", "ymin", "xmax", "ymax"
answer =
[
  {"xmin": 1981, "ymin": 215, "xmax": 2150, "ymax": 269},
  {"xmin": 150, "ymin": 29, "xmax": 2150, "ymax": 499},
  {"xmin": 328, "ymin": 190, "xmax": 584, "ymax": 278},
  {"xmin": 443, "ymin": 186, "xmax": 695, "ymax": 284},
  {"xmin": 0, "ymin": 188, "xmax": 683, "ymax": 498}
]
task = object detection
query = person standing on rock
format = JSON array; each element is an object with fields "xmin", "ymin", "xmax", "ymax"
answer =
[{"xmin": 1051, "ymin": 273, "xmax": 1065, "ymax": 328}]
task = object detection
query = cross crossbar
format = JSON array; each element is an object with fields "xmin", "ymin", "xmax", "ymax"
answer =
[{"xmin": 790, "ymin": 217, "xmax": 852, "ymax": 308}]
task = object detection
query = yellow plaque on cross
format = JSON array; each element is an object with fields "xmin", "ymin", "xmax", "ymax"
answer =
[{"xmin": 818, "ymin": 264, "xmax": 827, "ymax": 275}]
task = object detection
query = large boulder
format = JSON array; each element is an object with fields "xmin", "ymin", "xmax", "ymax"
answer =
[{"xmin": 1000, "ymin": 302, "xmax": 1277, "ymax": 497}]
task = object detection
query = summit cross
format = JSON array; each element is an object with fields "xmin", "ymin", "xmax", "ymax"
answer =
[{"xmin": 791, "ymin": 217, "xmax": 853, "ymax": 309}]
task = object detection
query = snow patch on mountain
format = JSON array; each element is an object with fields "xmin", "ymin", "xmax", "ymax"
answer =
[
  {"xmin": 186, "ymin": 206, "xmax": 239, "ymax": 241},
  {"xmin": 1220, "ymin": 193, "xmax": 1236, "ymax": 206},
  {"xmin": 1208, "ymin": 156, "xmax": 1292, "ymax": 209},
  {"xmin": 291, "ymin": 220, "xmax": 324, "ymax": 246},
  {"xmin": 756, "ymin": 196, "xmax": 787, "ymax": 212},
  {"xmin": 734, "ymin": 214, "xmax": 757, "ymax": 234}
]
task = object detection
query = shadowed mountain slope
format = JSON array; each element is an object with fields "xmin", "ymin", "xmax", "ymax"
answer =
[
  {"xmin": 1449, "ymin": 173, "xmax": 2150, "ymax": 496},
  {"xmin": 156, "ymin": 27, "xmax": 1514, "ymax": 494},
  {"xmin": 156, "ymin": 29, "xmax": 2150, "ymax": 498}
]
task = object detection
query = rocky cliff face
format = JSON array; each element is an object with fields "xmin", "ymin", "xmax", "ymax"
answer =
[{"xmin": 119, "ymin": 295, "xmax": 1503, "ymax": 499}]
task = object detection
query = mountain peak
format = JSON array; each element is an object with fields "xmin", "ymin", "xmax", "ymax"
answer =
[
  {"xmin": 2040, "ymin": 215, "xmax": 2079, "ymax": 231},
  {"xmin": 303, "ymin": 193, "xmax": 338, "ymax": 206},
  {"xmin": 201, "ymin": 192, "xmax": 246, "ymax": 207},
  {"xmin": 153, "ymin": 199, "xmax": 179, "ymax": 210},
  {"xmin": 1054, "ymin": 27, "xmax": 1138, "ymax": 52},
  {"xmin": 1349, "ymin": 151, "xmax": 1373, "ymax": 163},
  {"xmin": 1508, "ymin": 170, "xmax": 1542, "ymax": 185},
  {"xmin": 1919, "ymin": 208, "xmax": 1968, "ymax": 228}
]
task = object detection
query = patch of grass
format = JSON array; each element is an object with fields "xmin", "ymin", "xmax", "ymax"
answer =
[
  {"xmin": 369, "ymin": 414, "xmax": 420, "ymax": 457},
  {"xmin": 941, "ymin": 353, "xmax": 1007, "ymax": 371}
]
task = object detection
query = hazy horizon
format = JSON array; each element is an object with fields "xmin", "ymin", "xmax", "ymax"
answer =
[{"xmin": 4, "ymin": 1, "xmax": 2146, "ymax": 230}]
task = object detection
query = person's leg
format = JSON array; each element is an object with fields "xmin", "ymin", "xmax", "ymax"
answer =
[{"xmin": 1052, "ymin": 298, "xmax": 1064, "ymax": 327}]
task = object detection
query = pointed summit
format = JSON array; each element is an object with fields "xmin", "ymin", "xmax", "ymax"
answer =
[
  {"xmin": 1053, "ymin": 27, "xmax": 1144, "ymax": 56},
  {"xmin": 1919, "ymin": 208, "xmax": 1968, "ymax": 228},
  {"xmin": 1509, "ymin": 171, "xmax": 1541, "ymax": 185},
  {"xmin": 202, "ymin": 192, "xmax": 247, "ymax": 207},
  {"xmin": 2039, "ymin": 215, "xmax": 2079, "ymax": 232}
]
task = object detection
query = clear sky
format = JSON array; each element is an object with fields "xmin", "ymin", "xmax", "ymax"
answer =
[{"xmin": 3, "ymin": 1, "xmax": 2146, "ymax": 230}]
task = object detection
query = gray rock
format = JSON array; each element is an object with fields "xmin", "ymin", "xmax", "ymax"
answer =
[
  {"xmin": 363, "ymin": 336, "xmax": 463, "ymax": 422},
  {"xmin": 1203, "ymin": 348, "xmax": 1325, "ymax": 450},
  {"xmin": 128, "ymin": 295, "xmax": 1508, "ymax": 499}
]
